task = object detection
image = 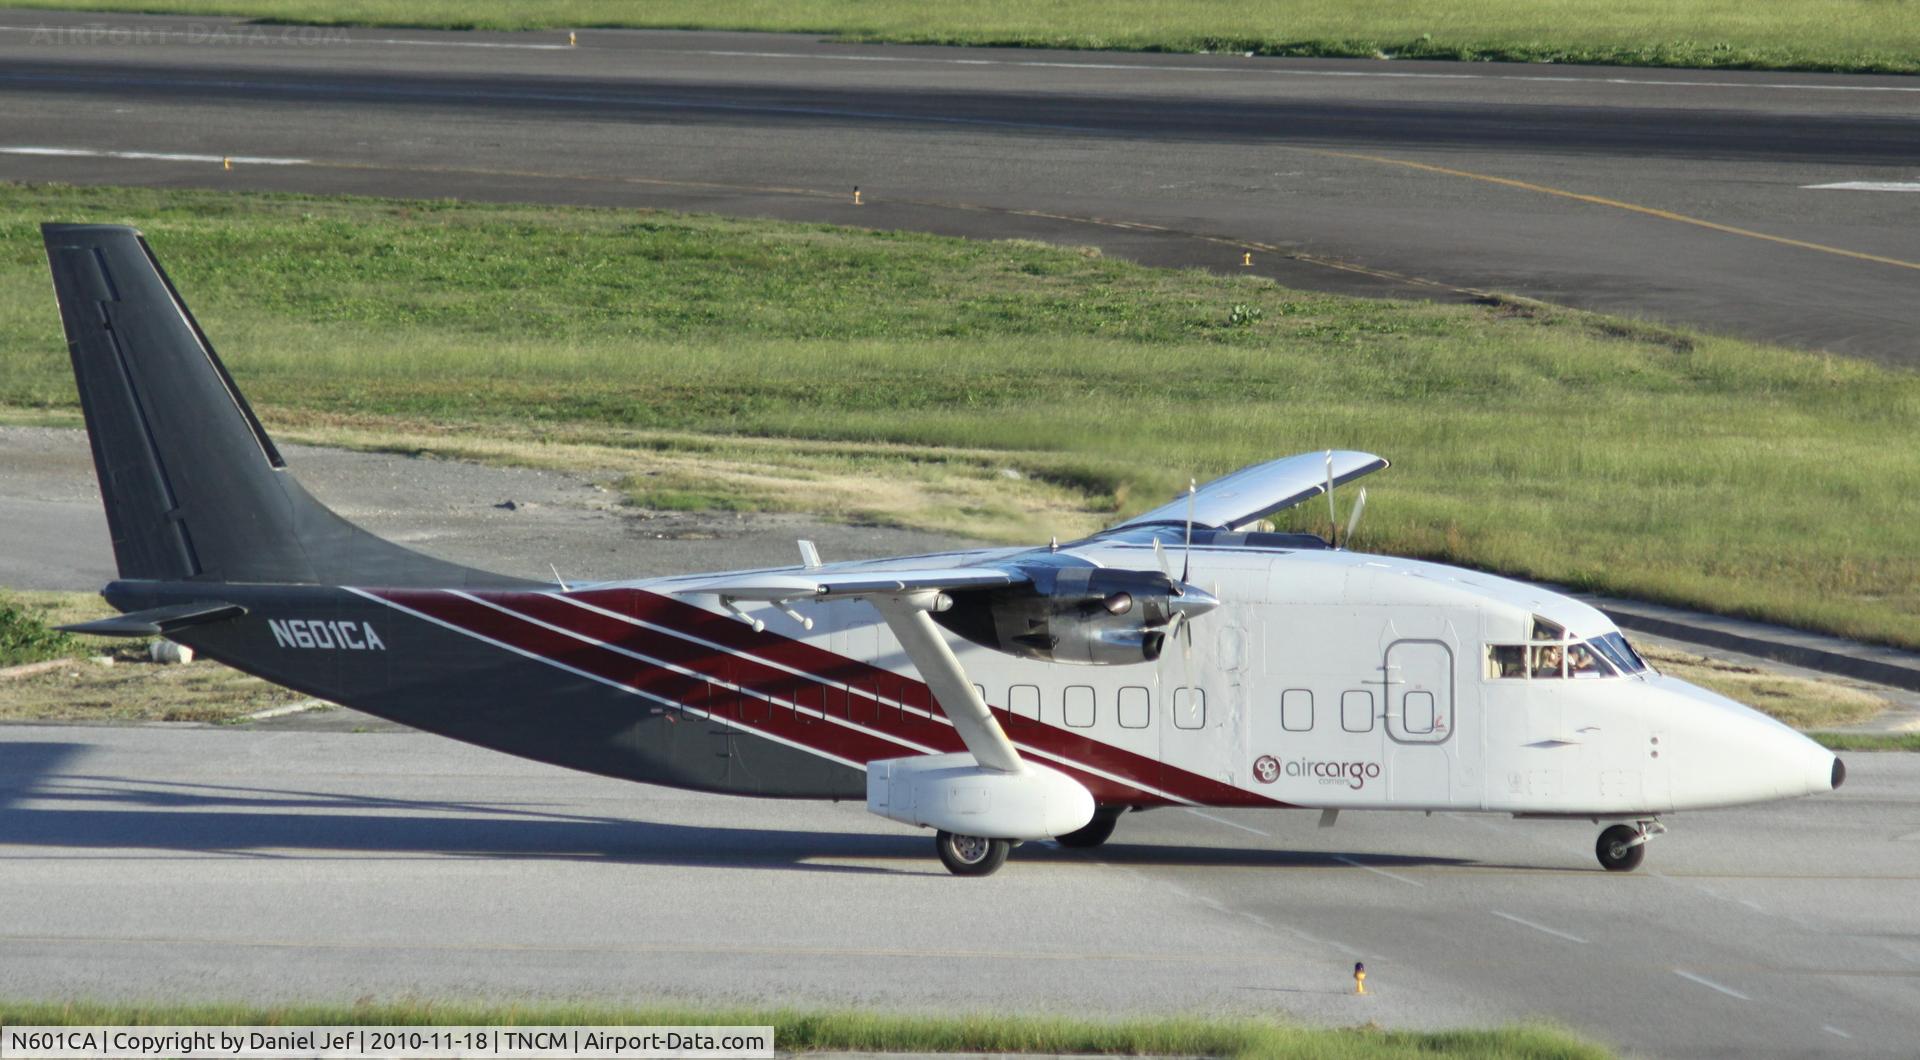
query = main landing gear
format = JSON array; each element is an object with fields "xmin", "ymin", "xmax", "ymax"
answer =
[
  {"xmin": 936, "ymin": 807, "xmax": 1124, "ymax": 875},
  {"xmin": 936, "ymin": 830, "xmax": 1011, "ymax": 876},
  {"xmin": 1053, "ymin": 807, "xmax": 1122, "ymax": 849},
  {"xmin": 1596, "ymin": 819, "xmax": 1665, "ymax": 872}
]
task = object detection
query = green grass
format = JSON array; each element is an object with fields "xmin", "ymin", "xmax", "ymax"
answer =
[
  {"xmin": 0, "ymin": 593, "xmax": 77, "ymax": 667},
  {"xmin": 14, "ymin": 0, "xmax": 1919, "ymax": 75},
  {"xmin": 1812, "ymin": 731, "xmax": 1920, "ymax": 752},
  {"xmin": 5, "ymin": 182, "xmax": 1919, "ymax": 652},
  {"xmin": 0, "ymin": 1001, "xmax": 1611, "ymax": 1058}
]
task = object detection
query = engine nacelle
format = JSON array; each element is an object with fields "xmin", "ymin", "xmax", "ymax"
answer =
[
  {"xmin": 934, "ymin": 566, "xmax": 1207, "ymax": 665},
  {"xmin": 866, "ymin": 754, "xmax": 1096, "ymax": 840}
]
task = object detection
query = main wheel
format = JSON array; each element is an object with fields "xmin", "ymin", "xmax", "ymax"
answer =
[
  {"xmin": 1055, "ymin": 808, "xmax": 1120, "ymax": 849},
  {"xmin": 1596, "ymin": 824, "xmax": 1646, "ymax": 872},
  {"xmin": 936, "ymin": 830, "xmax": 1011, "ymax": 876}
]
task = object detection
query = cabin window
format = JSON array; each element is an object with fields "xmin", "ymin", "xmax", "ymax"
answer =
[
  {"xmin": 1281, "ymin": 689, "xmax": 1313, "ymax": 732},
  {"xmin": 1173, "ymin": 687, "xmax": 1206, "ymax": 730},
  {"xmin": 1118, "ymin": 686, "xmax": 1151, "ymax": 729},
  {"xmin": 1009, "ymin": 684, "xmax": 1041, "ymax": 720},
  {"xmin": 1341, "ymin": 690, "xmax": 1374, "ymax": 733},
  {"xmin": 1064, "ymin": 685, "xmax": 1096, "ymax": 728}
]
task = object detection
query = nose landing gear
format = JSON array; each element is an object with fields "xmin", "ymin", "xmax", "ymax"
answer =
[{"xmin": 1596, "ymin": 819, "xmax": 1665, "ymax": 872}]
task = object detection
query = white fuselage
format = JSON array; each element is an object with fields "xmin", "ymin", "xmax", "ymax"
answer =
[{"xmin": 658, "ymin": 542, "xmax": 1838, "ymax": 817}]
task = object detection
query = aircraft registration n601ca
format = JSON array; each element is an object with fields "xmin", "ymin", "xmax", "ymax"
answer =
[{"xmin": 41, "ymin": 223, "xmax": 1846, "ymax": 876}]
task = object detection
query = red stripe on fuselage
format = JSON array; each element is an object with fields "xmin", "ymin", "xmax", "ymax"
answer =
[
  {"xmin": 468, "ymin": 590, "xmax": 1177, "ymax": 805},
  {"xmin": 585, "ymin": 587, "xmax": 1283, "ymax": 809},
  {"xmin": 371, "ymin": 587, "xmax": 1283, "ymax": 808}
]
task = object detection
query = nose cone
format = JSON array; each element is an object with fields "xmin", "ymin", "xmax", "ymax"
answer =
[{"xmin": 1650, "ymin": 675, "xmax": 1843, "ymax": 810}]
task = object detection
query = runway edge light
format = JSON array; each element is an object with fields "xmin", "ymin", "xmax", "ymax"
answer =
[{"xmin": 1354, "ymin": 961, "xmax": 1367, "ymax": 995}]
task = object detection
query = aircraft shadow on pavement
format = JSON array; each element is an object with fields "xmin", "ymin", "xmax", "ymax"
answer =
[{"xmin": 1, "ymin": 749, "xmax": 1520, "ymax": 875}]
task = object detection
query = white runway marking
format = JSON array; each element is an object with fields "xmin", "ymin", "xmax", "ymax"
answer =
[
  {"xmin": 1184, "ymin": 809, "xmax": 1271, "ymax": 837},
  {"xmin": 0, "ymin": 146, "xmax": 309, "ymax": 165},
  {"xmin": 1822, "ymin": 1025, "xmax": 1853, "ymax": 1040},
  {"xmin": 1803, "ymin": 181, "xmax": 1920, "ymax": 192},
  {"xmin": 1334, "ymin": 854, "xmax": 1424, "ymax": 887},
  {"xmin": 1673, "ymin": 969, "xmax": 1751, "ymax": 1001},
  {"xmin": 1490, "ymin": 910, "xmax": 1588, "ymax": 944}
]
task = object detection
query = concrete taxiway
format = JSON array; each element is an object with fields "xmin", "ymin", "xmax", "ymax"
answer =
[
  {"xmin": 0, "ymin": 11, "xmax": 1915, "ymax": 362},
  {"xmin": 1, "ymin": 724, "xmax": 1914, "ymax": 1057}
]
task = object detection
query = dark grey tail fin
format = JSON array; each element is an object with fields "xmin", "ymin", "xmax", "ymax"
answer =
[{"xmin": 43, "ymin": 223, "xmax": 528, "ymax": 588}]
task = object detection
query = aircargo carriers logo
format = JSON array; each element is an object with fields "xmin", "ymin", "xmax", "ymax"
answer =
[
  {"xmin": 268, "ymin": 618, "xmax": 386, "ymax": 651},
  {"xmin": 1253, "ymin": 754, "xmax": 1381, "ymax": 790}
]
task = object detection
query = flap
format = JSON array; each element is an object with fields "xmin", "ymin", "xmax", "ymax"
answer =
[{"xmin": 1112, "ymin": 450, "xmax": 1388, "ymax": 532}]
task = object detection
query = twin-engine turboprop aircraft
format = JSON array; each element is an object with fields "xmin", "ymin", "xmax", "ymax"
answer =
[{"xmin": 41, "ymin": 224, "xmax": 1845, "ymax": 876}]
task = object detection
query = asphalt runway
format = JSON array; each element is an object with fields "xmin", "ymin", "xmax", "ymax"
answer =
[
  {"xmin": 0, "ymin": 11, "xmax": 1915, "ymax": 362},
  {"xmin": 1, "ymin": 725, "xmax": 1915, "ymax": 1058}
]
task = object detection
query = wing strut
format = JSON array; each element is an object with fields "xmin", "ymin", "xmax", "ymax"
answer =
[{"xmin": 869, "ymin": 593, "xmax": 1025, "ymax": 775}]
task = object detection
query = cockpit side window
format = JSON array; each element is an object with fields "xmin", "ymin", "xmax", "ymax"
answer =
[
  {"xmin": 1485, "ymin": 644, "xmax": 1527, "ymax": 679},
  {"xmin": 1567, "ymin": 642, "xmax": 1616, "ymax": 678},
  {"xmin": 1530, "ymin": 643, "xmax": 1565, "ymax": 679},
  {"xmin": 1486, "ymin": 630, "xmax": 1628, "ymax": 681}
]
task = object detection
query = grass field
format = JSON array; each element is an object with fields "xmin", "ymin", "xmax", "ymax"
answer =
[
  {"xmin": 16, "ymin": 1, "xmax": 1919, "ymax": 75},
  {"xmin": 1813, "ymin": 732, "xmax": 1920, "ymax": 751},
  {"xmin": 1635, "ymin": 645, "xmax": 1890, "ymax": 730},
  {"xmin": 1, "ymin": 1001, "xmax": 1611, "ymax": 1059},
  {"xmin": 5, "ymin": 182, "xmax": 1918, "ymax": 653}
]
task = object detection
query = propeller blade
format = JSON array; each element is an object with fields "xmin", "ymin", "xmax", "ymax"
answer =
[
  {"xmin": 1181, "ymin": 478, "xmax": 1196, "ymax": 584},
  {"xmin": 1343, "ymin": 487, "xmax": 1368, "ymax": 549},
  {"xmin": 1324, "ymin": 449, "xmax": 1337, "ymax": 548}
]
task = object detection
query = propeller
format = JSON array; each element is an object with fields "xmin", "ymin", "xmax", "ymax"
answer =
[
  {"xmin": 1325, "ymin": 450, "xmax": 1338, "ymax": 547},
  {"xmin": 1182, "ymin": 478, "xmax": 1196, "ymax": 583},
  {"xmin": 1322, "ymin": 451, "xmax": 1370, "ymax": 550}
]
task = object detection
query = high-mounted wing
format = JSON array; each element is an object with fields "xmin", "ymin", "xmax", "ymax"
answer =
[
  {"xmin": 668, "ymin": 566, "xmax": 1020, "ymax": 602},
  {"xmin": 1111, "ymin": 450, "xmax": 1388, "ymax": 532}
]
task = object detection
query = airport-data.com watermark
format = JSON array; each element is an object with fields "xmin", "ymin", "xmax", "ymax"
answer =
[
  {"xmin": 26, "ymin": 22, "xmax": 354, "ymax": 47},
  {"xmin": 1, "ymin": 1026, "xmax": 777, "ymax": 1059}
]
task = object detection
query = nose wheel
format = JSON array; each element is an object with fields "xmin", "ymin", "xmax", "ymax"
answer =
[
  {"xmin": 936, "ymin": 830, "xmax": 1011, "ymax": 876},
  {"xmin": 1596, "ymin": 820, "xmax": 1664, "ymax": 872}
]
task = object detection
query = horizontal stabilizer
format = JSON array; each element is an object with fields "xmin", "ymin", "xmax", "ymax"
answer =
[{"xmin": 58, "ymin": 601, "xmax": 246, "ymax": 637}]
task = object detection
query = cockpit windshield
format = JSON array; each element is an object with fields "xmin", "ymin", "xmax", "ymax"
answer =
[{"xmin": 1484, "ymin": 626, "xmax": 1650, "ymax": 681}]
